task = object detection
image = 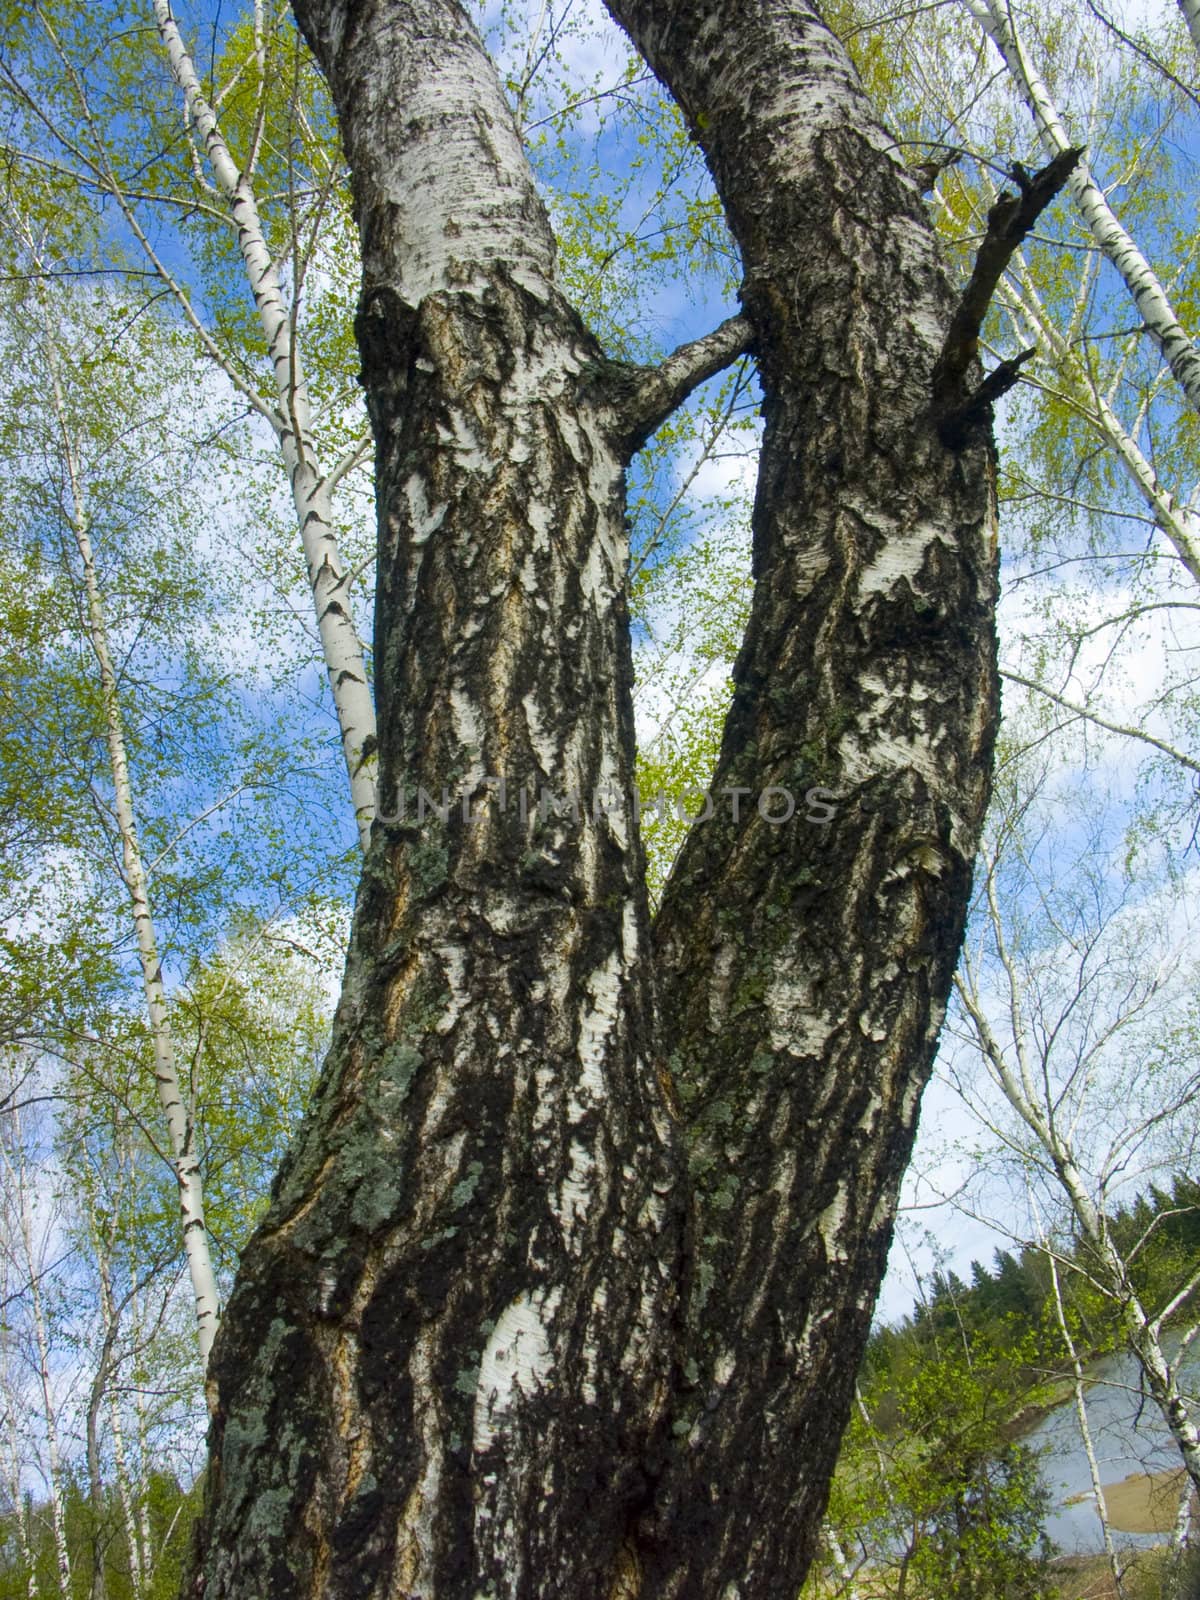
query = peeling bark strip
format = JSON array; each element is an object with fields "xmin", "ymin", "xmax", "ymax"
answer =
[{"xmin": 187, "ymin": 0, "xmax": 998, "ymax": 1596}]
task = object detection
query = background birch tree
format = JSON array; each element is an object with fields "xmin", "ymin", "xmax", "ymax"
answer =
[
  {"xmin": 0, "ymin": 0, "xmax": 378, "ymax": 843},
  {"xmin": 942, "ymin": 743, "xmax": 1200, "ymax": 1498},
  {"xmin": 0, "ymin": 166, "xmax": 361, "ymax": 1385}
]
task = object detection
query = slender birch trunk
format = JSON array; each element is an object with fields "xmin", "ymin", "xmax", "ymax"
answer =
[
  {"xmin": 956, "ymin": 902, "xmax": 1200, "ymax": 1503},
  {"xmin": 88, "ymin": 1178, "xmax": 146, "ymax": 1600},
  {"xmin": 1044, "ymin": 1235, "xmax": 1126, "ymax": 1597},
  {"xmin": 1026, "ymin": 1149, "xmax": 1200, "ymax": 1499},
  {"xmin": 149, "ymin": 0, "xmax": 377, "ymax": 850},
  {"xmin": 962, "ymin": 0, "xmax": 1200, "ymax": 419},
  {"xmin": 0, "ymin": 1226, "xmax": 41, "ymax": 1600},
  {"xmin": 856, "ymin": 1382, "xmax": 902, "ymax": 1523},
  {"xmin": 185, "ymin": 0, "xmax": 1000, "ymax": 1592},
  {"xmin": 83, "ymin": 1198, "xmax": 120, "ymax": 1600},
  {"xmin": 822, "ymin": 1522, "xmax": 862, "ymax": 1600},
  {"xmin": 37, "ymin": 335, "xmax": 222, "ymax": 1371},
  {"xmin": 3, "ymin": 1113, "xmax": 72, "ymax": 1600},
  {"xmin": 107, "ymin": 1376, "xmax": 145, "ymax": 1600},
  {"xmin": 130, "ymin": 1300, "xmax": 156, "ymax": 1594},
  {"xmin": 995, "ymin": 258, "xmax": 1200, "ymax": 584},
  {"xmin": 85, "ymin": 1325, "xmax": 117, "ymax": 1600},
  {"xmin": 1, "ymin": 1423, "xmax": 39, "ymax": 1600},
  {"xmin": 1170, "ymin": 1475, "xmax": 1194, "ymax": 1552}
]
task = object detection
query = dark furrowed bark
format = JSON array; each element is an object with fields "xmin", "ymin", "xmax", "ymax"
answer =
[
  {"xmin": 603, "ymin": 2, "xmax": 999, "ymax": 1594},
  {"xmin": 184, "ymin": 0, "xmax": 1001, "ymax": 1594},
  {"xmin": 187, "ymin": 4, "xmax": 683, "ymax": 1596}
]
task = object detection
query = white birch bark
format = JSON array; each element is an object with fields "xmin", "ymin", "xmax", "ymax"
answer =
[
  {"xmin": 1170, "ymin": 1474, "xmax": 1194, "ymax": 1551},
  {"xmin": 1178, "ymin": 0, "xmax": 1200, "ymax": 58},
  {"xmin": 150, "ymin": 0, "xmax": 377, "ymax": 851},
  {"xmin": 962, "ymin": 0, "xmax": 1200, "ymax": 419},
  {"xmin": 39, "ymin": 332, "xmax": 222, "ymax": 1372},
  {"xmin": 130, "ymin": 1298, "xmax": 157, "ymax": 1592},
  {"xmin": 822, "ymin": 1522, "xmax": 861, "ymax": 1600},
  {"xmin": 2, "ymin": 1423, "xmax": 38, "ymax": 1600},
  {"xmin": 1041, "ymin": 1212, "xmax": 1126, "ymax": 1597}
]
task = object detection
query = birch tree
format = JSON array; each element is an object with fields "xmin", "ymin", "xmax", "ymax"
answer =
[
  {"xmin": 43, "ymin": 341, "xmax": 221, "ymax": 1371},
  {"xmin": 146, "ymin": 0, "xmax": 378, "ymax": 849},
  {"xmin": 0, "ymin": 1, "xmax": 378, "ymax": 846},
  {"xmin": 0, "ymin": 114, "xmax": 371, "ymax": 1366},
  {"xmin": 945, "ymin": 748, "xmax": 1200, "ymax": 1503},
  {"xmin": 5, "ymin": 257, "xmax": 226, "ymax": 1369},
  {"xmin": 179, "ymin": 0, "xmax": 1045, "ymax": 1589},
  {"xmin": 0, "ymin": 1101, "xmax": 73, "ymax": 1600}
]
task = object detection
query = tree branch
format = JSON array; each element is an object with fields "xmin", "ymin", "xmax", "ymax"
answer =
[
  {"xmin": 320, "ymin": 427, "xmax": 373, "ymax": 494},
  {"xmin": 933, "ymin": 146, "xmax": 1081, "ymax": 442},
  {"xmin": 1001, "ymin": 667, "xmax": 1200, "ymax": 775},
  {"xmin": 607, "ymin": 311, "xmax": 755, "ymax": 450}
]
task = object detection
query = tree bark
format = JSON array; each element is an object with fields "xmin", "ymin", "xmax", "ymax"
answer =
[
  {"xmin": 1180, "ymin": 0, "xmax": 1200, "ymax": 58},
  {"xmin": 186, "ymin": 1, "xmax": 998, "ymax": 1595}
]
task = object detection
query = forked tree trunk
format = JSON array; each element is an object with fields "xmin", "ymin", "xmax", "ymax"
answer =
[{"xmin": 186, "ymin": 1, "xmax": 998, "ymax": 1595}]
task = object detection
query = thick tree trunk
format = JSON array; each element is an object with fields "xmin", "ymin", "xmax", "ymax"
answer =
[
  {"xmin": 190, "ymin": 6, "xmax": 681, "ymax": 1592},
  {"xmin": 186, "ymin": 1, "xmax": 998, "ymax": 1596},
  {"xmin": 601, "ymin": 4, "xmax": 997, "ymax": 1592}
]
